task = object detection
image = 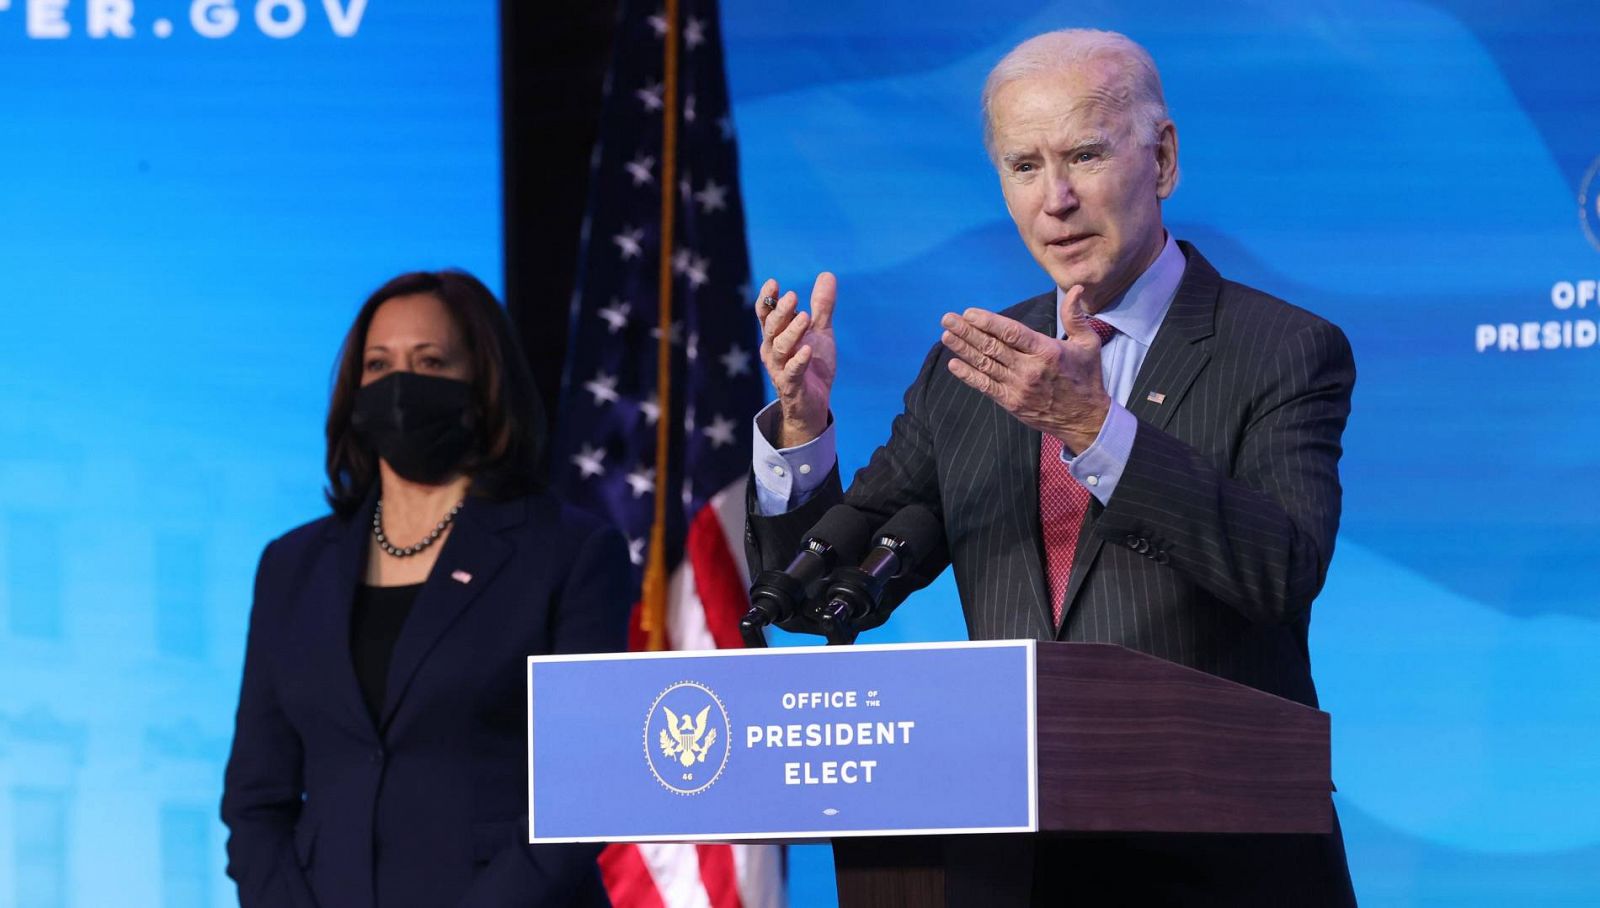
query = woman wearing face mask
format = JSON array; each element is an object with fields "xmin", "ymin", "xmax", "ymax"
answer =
[{"xmin": 221, "ymin": 270, "xmax": 629, "ymax": 908}]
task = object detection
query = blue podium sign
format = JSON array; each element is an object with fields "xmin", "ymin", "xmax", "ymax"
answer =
[{"xmin": 527, "ymin": 641, "xmax": 1037, "ymax": 842}]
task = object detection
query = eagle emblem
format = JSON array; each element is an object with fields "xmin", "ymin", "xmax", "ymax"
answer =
[
  {"xmin": 658, "ymin": 705, "xmax": 719, "ymax": 767},
  {"xmin": 644, "ymin": 680, "xmax": 730, "ymax": 795}
]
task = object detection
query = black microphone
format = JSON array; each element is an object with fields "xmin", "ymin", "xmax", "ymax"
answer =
[
  {"xmin": 817, "ymin": 505, "xmax": 943, "ymax": 644},
  {"xmin": 740, "ymin": 505, "xmax": 874, "ymax": 647}
]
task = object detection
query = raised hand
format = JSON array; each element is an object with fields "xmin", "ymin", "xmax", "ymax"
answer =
[
  {"xmin": 939, "ymin": 284, "xmax": 1110, "ymax": 453},
  {"xmin": 755, "ymin": 272, "xmax": 838, "ymax": 448}
]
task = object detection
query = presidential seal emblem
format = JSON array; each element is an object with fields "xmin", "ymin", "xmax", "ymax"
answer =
[
  {"xmin": 1580, "ymin": 154, "xmax": 1600, "ymax": 254},
  {"xmin": 644, "ymin": 681, "xmax": 731, "ymax": 795}
]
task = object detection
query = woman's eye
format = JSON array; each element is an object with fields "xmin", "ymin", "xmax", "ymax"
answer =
[
  {"xmin": 421, "ymin": 357, "xmax": 445, "ymax": 370},
  {"xmin": 364, "ymin": 359, "xmax": 387, "ymax": 373}
]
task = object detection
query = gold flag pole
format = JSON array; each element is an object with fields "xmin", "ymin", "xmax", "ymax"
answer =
[{"xmin": 639, "ymin": 0, "xmax": 681, "ymax": 652}]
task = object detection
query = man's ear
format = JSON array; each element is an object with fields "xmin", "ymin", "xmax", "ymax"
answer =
[{"xmin": 1155, "ymin": 121, "xmax": 1180, "ymax": 199}]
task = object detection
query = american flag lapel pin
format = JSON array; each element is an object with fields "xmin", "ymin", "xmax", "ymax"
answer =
[
  {"xmin": 451, "ymin": 569, "xmax": 473, "ymax": 585},
  {"xmin": 1146, "ymin": 391, "xmax": 1166, "ymax": 405}
]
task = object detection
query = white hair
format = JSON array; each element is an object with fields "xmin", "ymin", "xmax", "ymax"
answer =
[{"xmin": 981, "ymin": 29, "xmax": 1170, "ymax": 161}]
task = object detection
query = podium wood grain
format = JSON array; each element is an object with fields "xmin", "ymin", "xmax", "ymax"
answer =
[{"xmin": 834, "ymin": 642, "xmax": 1332, "ymax": 908}]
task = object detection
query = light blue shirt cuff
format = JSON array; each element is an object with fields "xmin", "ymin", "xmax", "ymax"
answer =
[
  {"xmin": 751, "ymin": 400, "xmax": 837, "ymax": 516},
  {"xmin": 1061, "ymin": 403, "xmax": 1138, "ymax": 506}
]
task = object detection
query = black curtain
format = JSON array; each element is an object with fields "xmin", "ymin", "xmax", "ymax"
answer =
[{"xmin": 500, "ymin": 0, "xmax": 619, "ymax": 440}]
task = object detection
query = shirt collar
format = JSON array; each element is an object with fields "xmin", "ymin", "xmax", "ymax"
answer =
[{"xmin": 1053, "ymin": 232, "xmax": 1185, "ymax": 346}]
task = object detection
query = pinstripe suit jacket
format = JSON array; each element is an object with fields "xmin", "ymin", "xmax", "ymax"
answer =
[{"xmin": 746, "ymin": 242, "xmax": 1354, "ymax": 708}]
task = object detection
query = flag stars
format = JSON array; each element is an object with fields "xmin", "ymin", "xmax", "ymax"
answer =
[
  {"xmin": 651, "ymin": 320, "xmax": 685, "ymax": 345},
  {"xmin": 720, "ymin": 345, "xmax": 752, "ymax": 377},
  {"xmin": 639, "ymin": 392, "xmax": 661, "ymax": 425},
  {"xmin": 568, "ymin": 4, "xmax": 767, "ymax": 595},
  {"xmin": 598, "ymin": 300, "xmax": 631, "ymax": 333},
  {"xmin": 646, "ymin": 10, "xmax": 704, "ymax": 51},
  {"xmin": 572, "ymin": 444, "xmax": 607, "ymax": 479},
  {"xmin": 624, "ymin": 153, "xmax": 655, "ymax": 187},
  {"xmin": 672, "ymin": 250, "xmax": 710, "ymax": 288},
  {"xmin": 584, "ymin": 371, "xmax": 621, "ymax": 406},
  {"xmin": 637, "ymin": 81, "xmax": 664, "ymax": 112},
  {"xmin": 694, "ymin": 179, "xmax": 728, "ymax": 213},
  {"xmin": 685, "ymin": 258, "xmax": 710, "ymax": 288},
  {"xmin": 702, "ymin": 413, "xmax": 737, "ymax": 449},
  {"xmin": 625, "ymin": 466, "xmax": 656, "ymax": 499},
  {"xmin": 684, "ymin": 17, "xmax": 706, "ymax": 49},
  {"xmin": 613, "ymin": 227, "xmax": 645, "ymax": 260}
]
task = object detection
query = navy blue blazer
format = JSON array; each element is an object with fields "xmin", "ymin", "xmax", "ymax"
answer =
[{"xmin": 222, "ymin": 492, "xmax": 631, "ymax": 908}]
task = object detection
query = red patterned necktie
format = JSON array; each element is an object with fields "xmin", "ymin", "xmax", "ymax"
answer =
[{"xmin": 1040, "ymin": 317, "xmax": 1118, "ymax": 629}]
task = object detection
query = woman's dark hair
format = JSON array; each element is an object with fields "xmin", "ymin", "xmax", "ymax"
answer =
[{"xmin": 324, "ymin": 269, "xmax": 547, "ymax": 517}]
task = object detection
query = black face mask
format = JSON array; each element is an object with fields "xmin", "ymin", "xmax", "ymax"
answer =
[{"xmin": 351, "ymin": 372, "xmax": 477, "ymax": 485}]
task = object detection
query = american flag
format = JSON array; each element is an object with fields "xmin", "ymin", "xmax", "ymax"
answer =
[{"xmin": 549, "ymin": 0, "xmax": 784, "ymax": 905}]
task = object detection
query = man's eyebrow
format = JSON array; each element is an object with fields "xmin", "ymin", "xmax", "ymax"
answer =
[
  {"xmin": 1000, "ymin": 151, "xmax": 1034, "ymax": 166},
  {"xmin": 1064, "ymin": 132, "xmax": 1111, "ymax": 153}
]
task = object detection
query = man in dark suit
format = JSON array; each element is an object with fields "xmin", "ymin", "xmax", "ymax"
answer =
[{"xmin": 745, "ymin": 28, "xmax": 1357, "ymax": 905}]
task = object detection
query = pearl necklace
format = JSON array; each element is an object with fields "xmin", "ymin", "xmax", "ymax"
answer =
[{"xmin": 373, "ymin": 498, "xmax": 463, "ymax": 558}]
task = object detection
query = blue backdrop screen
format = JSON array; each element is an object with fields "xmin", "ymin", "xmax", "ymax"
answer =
[
  {"xmin": 721, "ymin": 1, "xmax": 1600, "ymax": 904},
  {"xmin": 1, "ymin": 0, "xmax": 1597, "ymax": 905},
  {"xmin": 0, "ymin": 3, "xmax": 499, "ymax": 906}
]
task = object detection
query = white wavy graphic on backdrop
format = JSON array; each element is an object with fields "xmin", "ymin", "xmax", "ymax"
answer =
[
  {"xmin": 734, "ymin": 0, "xmax": 1588, "ymax": 292},
  {"xmin": 1316, "ymin": 539, "xmax": 1600, "ymax": 852}
]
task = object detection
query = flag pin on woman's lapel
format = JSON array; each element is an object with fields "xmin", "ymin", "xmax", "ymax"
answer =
[{"xmin": 451, "ymin": 570, "xmax": 473, "ymax": 585}]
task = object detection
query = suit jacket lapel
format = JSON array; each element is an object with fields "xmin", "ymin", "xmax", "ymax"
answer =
[
  {"xmin": 1007, "ymin": 291, "xmax": 1058, "ymax": 639},
  {"xmin": 378, "ymin": 495, "xmax": 519, "ymax": 733},
  {"xmin": 304, "ymin": 506, "xmax": 378, "ymax": 737},
  {"xmin": 1125, "ymin": 241, "xmax": 1218, "ymax": 430},
  {"xmin": 1058, "ymin": 242, "xmax": 1219, "ymax": 628}
]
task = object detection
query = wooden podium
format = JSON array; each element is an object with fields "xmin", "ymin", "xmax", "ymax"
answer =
[
  {"xmin": 831, "ymin": 642, "xmax": 1331, "ymax": 907},
  {"xmin": 525, "ymin": 639, "xmax": 1331, "ymax": 905}
]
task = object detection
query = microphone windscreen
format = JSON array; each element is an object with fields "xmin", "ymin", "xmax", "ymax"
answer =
[
  {"xmin": 805, "ymin": 504, "xmax": 875, "ymax": 563},
  {"xmin": 875, "ymin": 504, "xmax": 943, "ymax": 562}
]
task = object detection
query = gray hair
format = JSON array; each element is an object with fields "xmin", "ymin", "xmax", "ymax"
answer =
[{"xmin": 981, "ymin": 29, "xmax": 1170, "ymax": 161}]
